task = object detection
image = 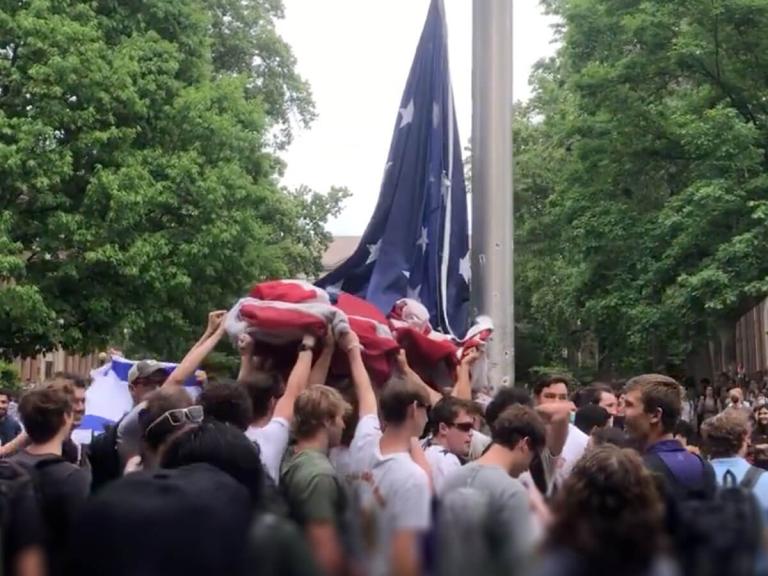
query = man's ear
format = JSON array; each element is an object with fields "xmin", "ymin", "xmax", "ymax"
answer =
[{"xmin": 648, "ymin": 406, "xmax": 662, "ymax": 425}]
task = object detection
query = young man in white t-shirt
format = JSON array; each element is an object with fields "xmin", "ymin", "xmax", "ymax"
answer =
[
  {"xmin": 345, "ymin": 331, "xmax": 432, "ymax": 576},
  {"xmin": 533, "ymin": 375, "xmax": 589, "ymax": 484},
  {"xmin": 239, "ymin": 332, "xmax": 316, "ymax": 483},
  {"xmin": 422, "ymin": 396, "xmax": 476, "ymax": 494}
]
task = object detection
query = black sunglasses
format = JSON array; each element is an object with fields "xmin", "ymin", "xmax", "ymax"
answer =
[{"xmin": 450, "ymin": 422, "xmax": 474, "ymax": 433}]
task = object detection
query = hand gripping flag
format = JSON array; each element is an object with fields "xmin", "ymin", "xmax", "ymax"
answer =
[{"xmin": 316, "ymin": 0, "xmax": 470, "ymax": 339}]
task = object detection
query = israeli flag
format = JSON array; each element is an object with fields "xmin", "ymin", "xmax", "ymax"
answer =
[{"xmin": 76, "ymin": 357, "xmax": 202, "ymax": 441}]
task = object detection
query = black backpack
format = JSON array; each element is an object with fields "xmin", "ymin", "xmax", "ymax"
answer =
[
  {"xmin": 87, "ymin": 420, "xmax": 123, "ymax": 493},
  {"xmin": 648, "ymin": 453, "xmax": 764, "ymax": 576},
  {"xmin": 0, "ymin": 459, "xmax": 35, "ymax": 567}
]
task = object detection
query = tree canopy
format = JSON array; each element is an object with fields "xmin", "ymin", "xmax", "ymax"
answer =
[
  {"xmin": 516, "ymin": 0, "xmax": 768, "ymax": 377},
  {"xmin": 0, "ymin": 0, "xmax": 343, "ymax": 359}
]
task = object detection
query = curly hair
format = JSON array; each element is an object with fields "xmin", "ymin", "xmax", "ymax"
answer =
[{"xmin": 547, "ymin": 445, "xmax": 665, "ymax": 576}]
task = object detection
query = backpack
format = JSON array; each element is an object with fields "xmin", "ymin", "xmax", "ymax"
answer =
[
  {"xmin": 0, "ymin": 459, "xmax": 36, "ymax": 567},
  {"xmin": 87, "ymin": 420, "xmax": 123, "ymax": 493},
  {"xmin": 648, "ymin": 453, "xmax": 764, "ymax": 576}
]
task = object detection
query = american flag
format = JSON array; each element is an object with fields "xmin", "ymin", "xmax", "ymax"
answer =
[{"xmin": 317, "ymin": 0, "xmax": 470, "ymax": 338}]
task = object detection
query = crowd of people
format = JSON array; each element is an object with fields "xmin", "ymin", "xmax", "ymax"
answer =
[{"xmin": 0, "ymin": 311, "xmax": 767, "ymax": 576}]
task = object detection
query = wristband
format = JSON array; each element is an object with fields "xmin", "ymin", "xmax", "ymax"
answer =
[
  {"xmin": 298, "ymin": 342, "xmax": 313, "ymax": 352},
  {"xmin": 346, "ymin": 343, "xmax": 363, "ymax": 353}
]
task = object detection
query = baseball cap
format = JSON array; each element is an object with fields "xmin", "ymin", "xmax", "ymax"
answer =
[{"xmin": 128, "ymin": 360, "xmax": 166, "ymax": 384}]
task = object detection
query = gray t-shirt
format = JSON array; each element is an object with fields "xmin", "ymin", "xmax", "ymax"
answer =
[
  {"xmin": 348, "ymin": 414, "xmax": 431, "ymax": 576},
  {"xmin": 441, "ymin": 462, "xmax": 533, "ymax": 560}
]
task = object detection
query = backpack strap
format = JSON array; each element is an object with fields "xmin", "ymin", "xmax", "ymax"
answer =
[{"xmin": 740, "ymin": 466, "xmax": 765, "ymax": 490}]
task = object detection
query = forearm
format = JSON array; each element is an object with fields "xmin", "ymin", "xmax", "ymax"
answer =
[
  {"xmin": 309, "ymin": 343, "xmax": 334, "ymax": 386},
  {"xmin": 0, "ymin": 431, "xmax": 29, "ymax": 457},
  {"xmin": 164, "ymin": 328, "xmax": 224, "ymax": 389},
  {"xmin": 349, "ymin": 347, "xmax": 377, "ymax": 416},
  {"xmin": 273, "ymin": 349, "xmax": 314, "ymax": 421},
  {"xmin": 452, "ymin": 364, "xmax": 472, "ymax": 400}
]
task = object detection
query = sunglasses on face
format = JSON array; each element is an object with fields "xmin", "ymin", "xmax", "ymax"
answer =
[
  {"xmin": 450, "ymin": 421, "xmax": 474, "ymax": 433},
  {"xmin": 144, "ymin": 406, "xmax": 204, "ymax": 437}
]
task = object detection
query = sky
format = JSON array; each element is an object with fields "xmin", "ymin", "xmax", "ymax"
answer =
[{"xmin": 277, "ymin": 1, "xmax": 559, "ymax": 235}]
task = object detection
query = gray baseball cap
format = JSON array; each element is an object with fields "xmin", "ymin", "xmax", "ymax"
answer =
[{"xmin": 127, "ymin": 360, "xmax": 166, "ymax": 384}]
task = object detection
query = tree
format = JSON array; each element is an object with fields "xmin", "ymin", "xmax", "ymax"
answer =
[
  {"xmin": 0, "ymin": 0, "xmax": 341, "ymax": 359},
  {"xmin": 515, "ymin": 0, "xmax": 768, "ymax": 375}
]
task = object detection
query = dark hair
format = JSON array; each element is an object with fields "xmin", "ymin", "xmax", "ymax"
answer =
[
  {"xmin": 574, "ymin": 405, "xmax": 611, "ymax": 434},
  {"xmin": 572, "ymin": 383, "xmax": 612, "ymax": 409},
  {"xmin": 0, "ymin": 389, "xmax": 13, "ymax": 402},
  {"xmin": 19, "ymin": 388, "xmax": 72, "ymax": 444},
  {"xmin": 199, "ymin": 380, "xmax": 253, "ymax": 432},
  {"xmin": 590, "ymin": 426, "xmax": 629, "ymax": 448},
  {"xmin": 548, "ymin": 446, "xmax": 665, "ymax": 576},
  {"xmin": 485, "ymin": 387, "xmax": 533, "ymax": 426},
  {"xmin": 53, "ymin": 371, "xmax": 88, "ymax": 389},
  {"xmin": 533, "ymin": 374, "xmax": 570, "ymax": 398},
  {"xmin": 490, "ymin": 405, "xmax": 546, "ymax": 452},
  {"xmin": 673, "ymin": 420, "xmax": 697, "ymax": 445},
  {"xmin": 625, "ymin": 374, "xmax": 682, "ymax": 434},
  {"xmin": 239, "ymin": 372, "xmax": 282, "ymax": 420},
  {"xmin": 379, "ymin": 377, "xmax": 429, "ymax": 425},
  {"xmin": 138, "ymin": 389, "xmax": 193, "ymax": 450},
  {"xmin": 428, "ymin": 397, "xmax": 476, "ymax": 436},
  {"xmin": 161, "ymin": 420, "xmax": 264, "ymax": 505}
]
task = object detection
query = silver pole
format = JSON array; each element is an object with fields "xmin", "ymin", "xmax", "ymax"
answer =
[{"xmin": 471, "ymin": 0, "xmax": 514, "ymax": 389}]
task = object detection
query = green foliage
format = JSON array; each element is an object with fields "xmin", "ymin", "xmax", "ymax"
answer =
[
  {"xmin": 0, "ymin": 0, "xmax": 342, "ymax": 359},
  {"xmin": 0, "ymin": 361, "xmax": 22, "ymax": 393},
  {"xmin": 516, "ymin": 0, "xmax": 768, "ymax": 375}
]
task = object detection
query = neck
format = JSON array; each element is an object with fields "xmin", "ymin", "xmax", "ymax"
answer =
[
  {"xmin": 253, "ymin": 414, "xmax": 272, "ymax": 428},
  {"xmin": 27, "ymin": 435, "xmax": 65, "ymax": 457},
  {"xmin": 476, "ymin": 444, "xmax": 521, "ymax": 476},
  {"xmin": 431, "ymin": 434, "xmax": 449, "ymax": 450},
  {"xmin": 379, "ymin": 425, "xmax": 413, "ymax": 455},
  {"xmin": 295, "ymin": 433, "xmax": 329, "ymax": 455},
  {"xmin": 645, "ymin": 431, "xmax": 674, "ymax": 451}
]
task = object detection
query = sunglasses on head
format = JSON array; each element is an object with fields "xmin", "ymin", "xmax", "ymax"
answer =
[
  {"xmin": 450, "ymin": 422, "xmax": 474, "ymax": 433},
  {"xmin": 144, "ymin": 406, "xmax": 204, "ymax": 438}
]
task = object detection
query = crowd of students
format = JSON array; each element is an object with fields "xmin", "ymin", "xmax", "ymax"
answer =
[{"xmin": 0, "ymin": 310, "xmax": 767, "ymax": 576}]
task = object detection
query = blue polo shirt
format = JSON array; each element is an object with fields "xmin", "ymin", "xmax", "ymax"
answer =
[{"xmin": 646, "ymin": 439, "xmax": 708, "ymax": 490}]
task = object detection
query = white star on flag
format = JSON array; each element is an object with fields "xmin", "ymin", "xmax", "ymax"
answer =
[
  {"xmin": 399, "ymin": 98, "xmax": 414, "ymax": 128},
  {"xmin": 407, "ymin": 284, "xmax": 422, "ymax": 301},
  {"xmin": 366, "ymin": 239, "xmax": 382, "ymax": 264},
  {"xmin": 402, "ymin": 270, "xmax": 410, "ymax": 279},
  {"xmin": 416, "ymin": 227, "xmax": 429, "ymax": 253},
  {"xmin": 459, "ymin": 252, "xmax": 471, "ymax": 284}
]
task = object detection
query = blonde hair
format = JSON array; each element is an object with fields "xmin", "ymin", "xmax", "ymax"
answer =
[{"xmin": 293, "ymin": 385, "xmax": 351, "ymax": 439}]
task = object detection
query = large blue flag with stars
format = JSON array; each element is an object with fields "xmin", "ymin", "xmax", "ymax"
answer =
[{"xmin": 317, "ymin": 0, "xmax": 470, "ymax": 338}]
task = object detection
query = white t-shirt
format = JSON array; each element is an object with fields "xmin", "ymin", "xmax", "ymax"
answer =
[
  {"xmin": 329, "ymin": 446, "xmax": 354, "ymax": 485},
  {"xmin": 349, "ymin": 414, "xmax": 431, "ymax": 576},
  {"xmin": 556, "ymin": 423, "xmax": 589, "ymax": 484},
  {"xmin": 423, "ymin": 443, "xmax": 462, "ymax": 495},
  {"xmin": 246, "ymin": 417, "xmax": 290, "ymax": 484}
]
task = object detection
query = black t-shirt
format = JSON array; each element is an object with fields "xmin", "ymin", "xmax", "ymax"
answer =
[{"xmin": 10, "ymin": 451, "xmax": 91, "ymax": 576}]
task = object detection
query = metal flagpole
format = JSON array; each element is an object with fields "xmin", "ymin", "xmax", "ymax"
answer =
[{"xmin": 471, "ymin": 0, "xmax": 514, "ymax": 389}]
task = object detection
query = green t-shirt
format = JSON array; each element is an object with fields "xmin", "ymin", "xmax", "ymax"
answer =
[{"xmin": 280, "ymin": 448, "xmax": 346, "ymax": 527}]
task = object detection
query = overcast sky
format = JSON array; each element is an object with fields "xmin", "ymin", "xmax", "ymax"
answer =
[{"xmin": 277, "ymin": 1, "xmax": 558, "ymax": 235}]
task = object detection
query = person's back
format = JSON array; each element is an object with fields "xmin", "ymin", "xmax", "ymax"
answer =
[
  {"xmin": 441, "ymin": 462, "xmax": 531, "ymax": 563},
  {"xmin": 347, "ymin": 375, "xmax": 432, "ymax": 576},
  {"xmin": 11, "ymin": 388, "xmax": 90, "ymax": 576},
  {"xmin": 440, "ymin": 405, "xmax": 546, "ymax": 567},
  {"xmin": 703, "ymin": 411, "xmax": 768, "ymax": 515},
  {"xmin": 70, "ymin": 463, "xmax": 253, "ymax": 576}
]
